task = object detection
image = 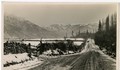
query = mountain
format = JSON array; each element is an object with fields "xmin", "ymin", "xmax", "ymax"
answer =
[
  {"xmin": 4, "ymin": 15, "xmax": 98, "ymax": 39},
  {"xmin": 4, "ymin": 15, "xmax": 59, "ymax": 39},
  {"xmin": 45, "ymin": 24, "xmax": 98, "ymax": 37}
]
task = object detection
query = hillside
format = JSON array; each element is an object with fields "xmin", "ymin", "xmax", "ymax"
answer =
[
  {"xmin": 4, "ymin": 15, "xmax": 59, "ymax": 39},
  {"xmin": 4, "ymin": 15, "xmax": 98, "ymax": 39},
  {"xmin": 45, "ymin": 24, "xmax": 98, "ymax": 37}
]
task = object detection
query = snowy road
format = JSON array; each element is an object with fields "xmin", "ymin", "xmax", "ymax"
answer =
[{"xmin": 29, "ymin": 39, "xmax": 116, "ymax": 70}]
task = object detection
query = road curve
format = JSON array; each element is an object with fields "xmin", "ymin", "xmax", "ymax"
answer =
[{"xmin": 29, "ymin": 39, "xmax": 116, "ymax": 70}]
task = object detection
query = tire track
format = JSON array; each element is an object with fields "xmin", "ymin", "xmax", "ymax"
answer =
[{"xmin": 29, "ymin": 39, "xmax": 116, "ymax": 70}]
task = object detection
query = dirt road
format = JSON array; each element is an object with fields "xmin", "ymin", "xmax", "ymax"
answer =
[{"xmin": 29, "ymin": 39, "xmax": 116, "ymax": 70}]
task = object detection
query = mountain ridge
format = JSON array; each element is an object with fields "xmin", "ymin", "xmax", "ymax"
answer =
[
  {"xmin": 4, "ymin": 15, "xmax": 59, "ymax": 39},
  {"xmin": 44, "ymin": 23, "xmax": 98, "ymax": 37},
  {"xmin": 4, "ymin": 15, "xmax": 98, "ymax": 39}
]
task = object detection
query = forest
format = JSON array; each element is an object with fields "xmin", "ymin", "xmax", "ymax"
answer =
[{"xmin": 94, "ymin": 13, "xmax": 116, "ymax": 58}]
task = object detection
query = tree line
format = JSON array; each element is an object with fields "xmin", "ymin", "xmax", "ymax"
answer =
[
  {"xmin": 37, "ymin": 40, "xmax": 85, "ymax": 55},
  {"xmin": 94, "ymin": 13, "xmax": 116, "ymax": 58},
  {"xmin": 4, "ymin": 41, "xmax": 31, "ymax": 55},
  {"xmin": 4, "ymin": 40, "xmax": 86, "ymax": 56}
]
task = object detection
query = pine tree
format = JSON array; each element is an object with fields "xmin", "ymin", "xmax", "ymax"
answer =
[
  {"xmin": 111, "ymin": 15, "xmax": 114, "ymax": 27},
  {"xmin": 105, "ymin": 15, "xmax": 109, "ymax": 31},
  {"xmin": 95, "ymin": 14, "xmax": 117, "ymax": 58},
  {"xmin": 98, "ymin": 20, "xmax": 102, "ymax": 31}
]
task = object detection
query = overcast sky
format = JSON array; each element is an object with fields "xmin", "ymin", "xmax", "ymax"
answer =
[{"xmin": 3, "ymin": 3, "xmax": 117, "ymax": 27}]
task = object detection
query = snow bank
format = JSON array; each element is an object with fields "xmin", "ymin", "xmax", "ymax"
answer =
[
  {"xmin": 3, "ymin": 58, "xmax": 43, "ymax": 70},
  {"xmin": 43, "ymin": 50, "xmax": 52, "ymax": 55},
  {"xmin": 3, "ymin": 53, "xmax": 30, "ymax": 65},
  {"xmin": 43, "ymin": 50, "xmax": 75, "ymax": 56},
  {"xmin": 43, "ymin": 50, "xmax": 59, "ymax": 55},
  {"xmin": 3, "ymin": 53, "xmax": 44, "ymax": 70}
]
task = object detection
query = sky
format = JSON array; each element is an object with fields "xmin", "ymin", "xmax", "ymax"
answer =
[{"xmin": 3, "ymin": 3, "xmax": 117, "ymax": 27}]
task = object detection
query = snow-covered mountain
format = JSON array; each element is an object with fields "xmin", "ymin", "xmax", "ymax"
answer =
[
  {"xmin": 45, "ymin": 24, "xmax": 98, "ymax": 37},
  {"xmin": 4, "ymin": 15, "xmax": 98, "ymax": 39},
  {"xmin": 4, "ymin": 15, "xmax": 59, "ymax": 39}
]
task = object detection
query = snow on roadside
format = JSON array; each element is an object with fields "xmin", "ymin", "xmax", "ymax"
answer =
[
  {"xmin": 39, "ymin": 51, "xmax": 81, "ymax": 59},
  {"xmin": 43, "ymin": 49, "xmax": 60, "ymax": 55},
  {"xmin": 3, "ymin": 53, "xmax": 29, "ymax": 65},
  {"xmin": 97, "ymin": 50, "xmax": 116, "ymax": 62},
  {"xmin": 3, "ymin": 58, "xmax": 43, "ymax": 70},
  {"xmin": 83, "ymin": 38, "xmax": 116, "ymax": 62},
  {"xmin": 3, "ymin": 53, "xmax": 44, "ymax": 70},
  {"xmin": 43, "ymin": 50, "xmax": 52, "ymax": 55}
]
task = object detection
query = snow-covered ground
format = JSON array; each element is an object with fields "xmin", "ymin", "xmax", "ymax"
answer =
[
  {"xmin": 39, "ymin": 50, "xmax": 81, "ymax": 59},
  {"xmin": 42, "ymin": 49, "xmax": 75, "ymax": 56},
  {"xmin": 3, "ymin": 53, "xmax": 30, "ymax": 65},
  {"xmin": 3, "ymin": 38, "xmax": 84, "ymax": 70},
  {"xmin": 3, "ymin": 58, "xmax": 43, "ymax": 70},
  {"xmin": 43, "ymin": 50, "xmax": 60, "ymax": 55},
  {"xmin": 3, "ymin": 53, "xmax": 44, "ymax": 70},
  {"xmin": 3, "ymin": 50, "xmax": 75, "ymax": 70}
]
